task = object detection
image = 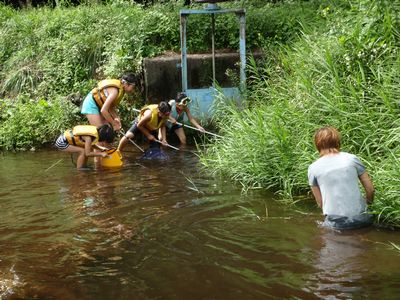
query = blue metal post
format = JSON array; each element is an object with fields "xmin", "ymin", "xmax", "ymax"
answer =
[
  {"xmin": 239, "ymin": 12, "xmax": 246, "ymax": 90},
  {"xmin": 180, "ymin": 14, "xmax": 188, "ymax": 92},
  {"xmin": 211, "ymin": 13, "xmax": 216, "ymax": 86}
]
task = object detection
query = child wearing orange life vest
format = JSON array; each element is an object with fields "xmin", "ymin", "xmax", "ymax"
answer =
[
  {"xmin": 55, "ymin": 124, "xmax": 115, "ymax": 169},
  {"xmin": 81, "ymin": 73, "xmax": 139, "ymax": 132}
]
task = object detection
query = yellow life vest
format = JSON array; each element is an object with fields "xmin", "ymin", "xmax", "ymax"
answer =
[
  {"xmin": 64, "ymin": 125, "xmax": 99, "ymax": 147},
  {"xmin": 139, "ymin": 104, "xmax": 169, "ymax": 131},
  {"xmin": 91, "ymin": 79, "xmax": 125, "ymax": 109}
]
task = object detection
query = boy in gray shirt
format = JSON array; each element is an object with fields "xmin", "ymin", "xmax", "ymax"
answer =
[{"xmin": 308, "ymin": 127, "xmax": 375, "ymax": 229}]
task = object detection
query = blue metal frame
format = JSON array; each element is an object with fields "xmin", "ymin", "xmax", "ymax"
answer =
[{"xmin": 179, "ymin": 3, "xmax": 246, "ymax": 120}]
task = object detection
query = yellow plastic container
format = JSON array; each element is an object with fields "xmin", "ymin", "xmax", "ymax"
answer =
[{"xmin": 101, "ymin": 148, "xmax": 123, "ymax": 168}]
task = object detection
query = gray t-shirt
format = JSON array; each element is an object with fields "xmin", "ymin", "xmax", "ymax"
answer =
[{"xmin": 308, "ymin": 152, "xmax": 367, "ymax": 217}]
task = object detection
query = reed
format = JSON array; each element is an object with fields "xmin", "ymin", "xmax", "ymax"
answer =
[{"xmin": 200, "ymin": 0, "xmax": 400, "ymax": 226}]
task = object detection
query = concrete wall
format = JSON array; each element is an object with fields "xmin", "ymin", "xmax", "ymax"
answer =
[{"xmin": 143, "ymin": 52, "xmax": 245, "ymax": 103}]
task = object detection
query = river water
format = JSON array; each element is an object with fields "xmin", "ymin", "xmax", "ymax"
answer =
[{"xmin": 0, "ymin": 148, "xmax": 399, "ymax": 299}]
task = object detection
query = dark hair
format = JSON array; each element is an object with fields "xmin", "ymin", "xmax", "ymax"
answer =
[
  {"xmin": 158, "ymin": 101, "xmax": 171, "ymax": 114},
  {"xmin": 314, "ymin": 126, "xmax": 341, "ymax": 153},
  {"xmin": 121, "ymin": 73, "xmax": 138, "ymax": 86},
  {"xmin": 176, "ymin": 92, "xmax": 187, "ymax": 103},
  {"xmin": 97, "ymin": 124, "xmax": 116, "ymax": 143}
]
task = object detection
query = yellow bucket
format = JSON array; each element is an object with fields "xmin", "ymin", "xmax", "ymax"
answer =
[{"xmin": 101, "ymin": 148, "xmax": 123, "ymax": 168}]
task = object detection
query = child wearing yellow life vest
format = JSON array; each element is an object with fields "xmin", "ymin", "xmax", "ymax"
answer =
[
  {"xmin": 81, "ymin": 73, "xmax": 139, "ymax": 131},
  {"xmin": 55, "ymin": 124, "xmax": 115, "ymax": 169},
  {"xmin": 117, "ymin": 101, "xmax": 171, "ymax": 152}
]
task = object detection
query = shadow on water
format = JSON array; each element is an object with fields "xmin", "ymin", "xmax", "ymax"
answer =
[{"xmin": 0, "ymin": 149, "xmax": 399, "ymax": 299}]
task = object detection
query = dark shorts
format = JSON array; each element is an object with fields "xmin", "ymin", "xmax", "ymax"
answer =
[
  {"xmin": 128, "ymin": 120, "xmax": 158, "ymax": 146},
  {"xmin": 55, "ymin": 134, "xmax": 69, "ymax": 150},
  {"xmin": 127, "ymin": 120, "xmax": 141, "ymax": 135},
  {"xmin": 169, "ymin": 123, "xmax": 183, "ymax": 132},
  {"xmin": 323, "ymin": 214, "xmax": 374, "ymax": 230}
]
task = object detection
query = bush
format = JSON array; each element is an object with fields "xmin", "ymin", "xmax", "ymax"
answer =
[{"xmin": 0, "ymin": 96, "xmax": 81, "ymax": 150}]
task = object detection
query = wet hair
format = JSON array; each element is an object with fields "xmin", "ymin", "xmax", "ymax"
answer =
[
  {"xmin": 158, "ymin": 101, "xmax": 171, "ymax": 114},
  {"xmin": 121, "ymin": 73, "xmax": 138, "ymax": 86},
  {"xmin": 97, "ymin": 124, "xmax": 116, "ymax": 143},
  {"xmin": 314, "ymin": 126, "xmax": 341, "ymax": 153}
]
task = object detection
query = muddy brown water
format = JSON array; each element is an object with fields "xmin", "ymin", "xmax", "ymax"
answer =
[{"xmin": 0, "ymin": 148, "xmax": 399, "ymax": 299}]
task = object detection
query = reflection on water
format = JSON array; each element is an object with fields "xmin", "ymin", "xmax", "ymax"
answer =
[
  {"xmin": 307, "ymin": 229, "xmax": 371, "ymax": 299},
  {"xmin": 0, "ymin": 149, "xmax": 399, "ymax": 299}
]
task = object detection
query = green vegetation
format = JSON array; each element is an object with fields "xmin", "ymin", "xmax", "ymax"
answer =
[
  {"xmin": 201, "ymin": 0, "xmax": 400, "ymax": 227},
  {"xmin": 0, "ymin": 0, "xmax": 321, "ymax": 150},
  {"xmin": 0, "ymin": 96, "xmax": 80, "ymax": 150}
]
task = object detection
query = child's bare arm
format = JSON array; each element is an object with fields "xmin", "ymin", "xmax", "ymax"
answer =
[
  {"xmin": 311, "ymin": 186, "xmax": 323, "ymax": 208},
  {"xmin": 185, "ymin": 108, "xmax": 204, "ymax": 132},
  {"xmin": 137, "ymin": 110, "xmax": 155, "ymax": 141},
  {"xmin": 83, "ymin": 136, "xmax": 108, "ymax": 158},
  {"xmin": 359, "ymin": 172, "xmax": 375, "ymax": 204}
]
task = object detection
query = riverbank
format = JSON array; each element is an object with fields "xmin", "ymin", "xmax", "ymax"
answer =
[{"xmin": 200, "ymin": 0, "xmax": 400, "ymax": 227}]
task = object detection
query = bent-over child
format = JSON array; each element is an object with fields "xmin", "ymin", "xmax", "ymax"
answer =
[
  {"xmin": 81, "ymin": 73, "xmax": 139, "ymax": 132},
  {"xmin": 118, "ymin": 101, "xmax": 171, "ymax": 152},
  {"xmin": 55, "ymin": 124, "xmax": 115, "ymax": 169}
]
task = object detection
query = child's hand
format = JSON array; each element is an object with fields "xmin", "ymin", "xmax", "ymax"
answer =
[
  {"xmin": 112, "ymin": 118, "xmax": 121, "ymax": 131},
  {"xmin": 198, "ymin": 126, "xmax": 205, "ymax": 133},
  {"xmin": 101, "ymin": 152, "xmax": 110, "ymax": 158}
]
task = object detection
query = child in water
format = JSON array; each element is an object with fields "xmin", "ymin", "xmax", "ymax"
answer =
[
  {"xmin": 55, "ymin": 124, "xmax": 115, "ymax": 169},
  {"xmin": 166, "ymin": 92, "xmax": 204, "ymax": 145},
  {"xmin": 118, "ymin": 101, "xmax": 171, "ymax": 152},
  {"xmin": 81, "ymin": 73, "xmax": 138, "ymax": 132},
  {"xmin": 308, "ymin": 126, "xmax": 375, "ymax": 230}
]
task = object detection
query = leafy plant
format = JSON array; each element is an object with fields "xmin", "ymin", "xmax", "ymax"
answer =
[{"xmin": 0, "ymin": 96, "xmax": 81, "ymax": 150}]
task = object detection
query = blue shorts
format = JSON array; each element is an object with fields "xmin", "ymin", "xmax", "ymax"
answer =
[
  {"xmin": 128, "ymin": 120, "xmax": 141, "ymax": 135},
  {"xmin": 81, "ymin": 93, "xmax": 100, "ymax": 115},
  {"xmin": 323, "ymin": 214, "xmax": 373, "ymax": 230}
]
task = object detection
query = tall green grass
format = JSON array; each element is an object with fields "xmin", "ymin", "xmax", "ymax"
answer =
[{"xmin": 201, "ymin": 0, "xmax": 400, "ymax": 227}]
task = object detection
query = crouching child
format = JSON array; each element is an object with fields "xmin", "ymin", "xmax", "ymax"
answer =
[{"xmin": 55, "ymin": 124, "xmax": 115, "ymax": 169}]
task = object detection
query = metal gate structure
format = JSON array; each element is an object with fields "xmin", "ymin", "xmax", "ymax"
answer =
[{"xmin": 179, "ymin": 0, "xmax": 246, "ymax": 120}]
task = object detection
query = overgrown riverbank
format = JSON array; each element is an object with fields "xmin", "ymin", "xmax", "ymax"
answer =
[
  {"xmin": 0, "ymin": 0, "xmax": 323, "ymax": 149},
  {"xmin": 201, "ymin": 0, "xmax": 400, "ymax": 227}
]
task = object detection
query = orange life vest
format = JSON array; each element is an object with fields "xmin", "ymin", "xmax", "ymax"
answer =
[{"xmin": 91, "ymin": 79, "xmax": 125, "ymax": 109}]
